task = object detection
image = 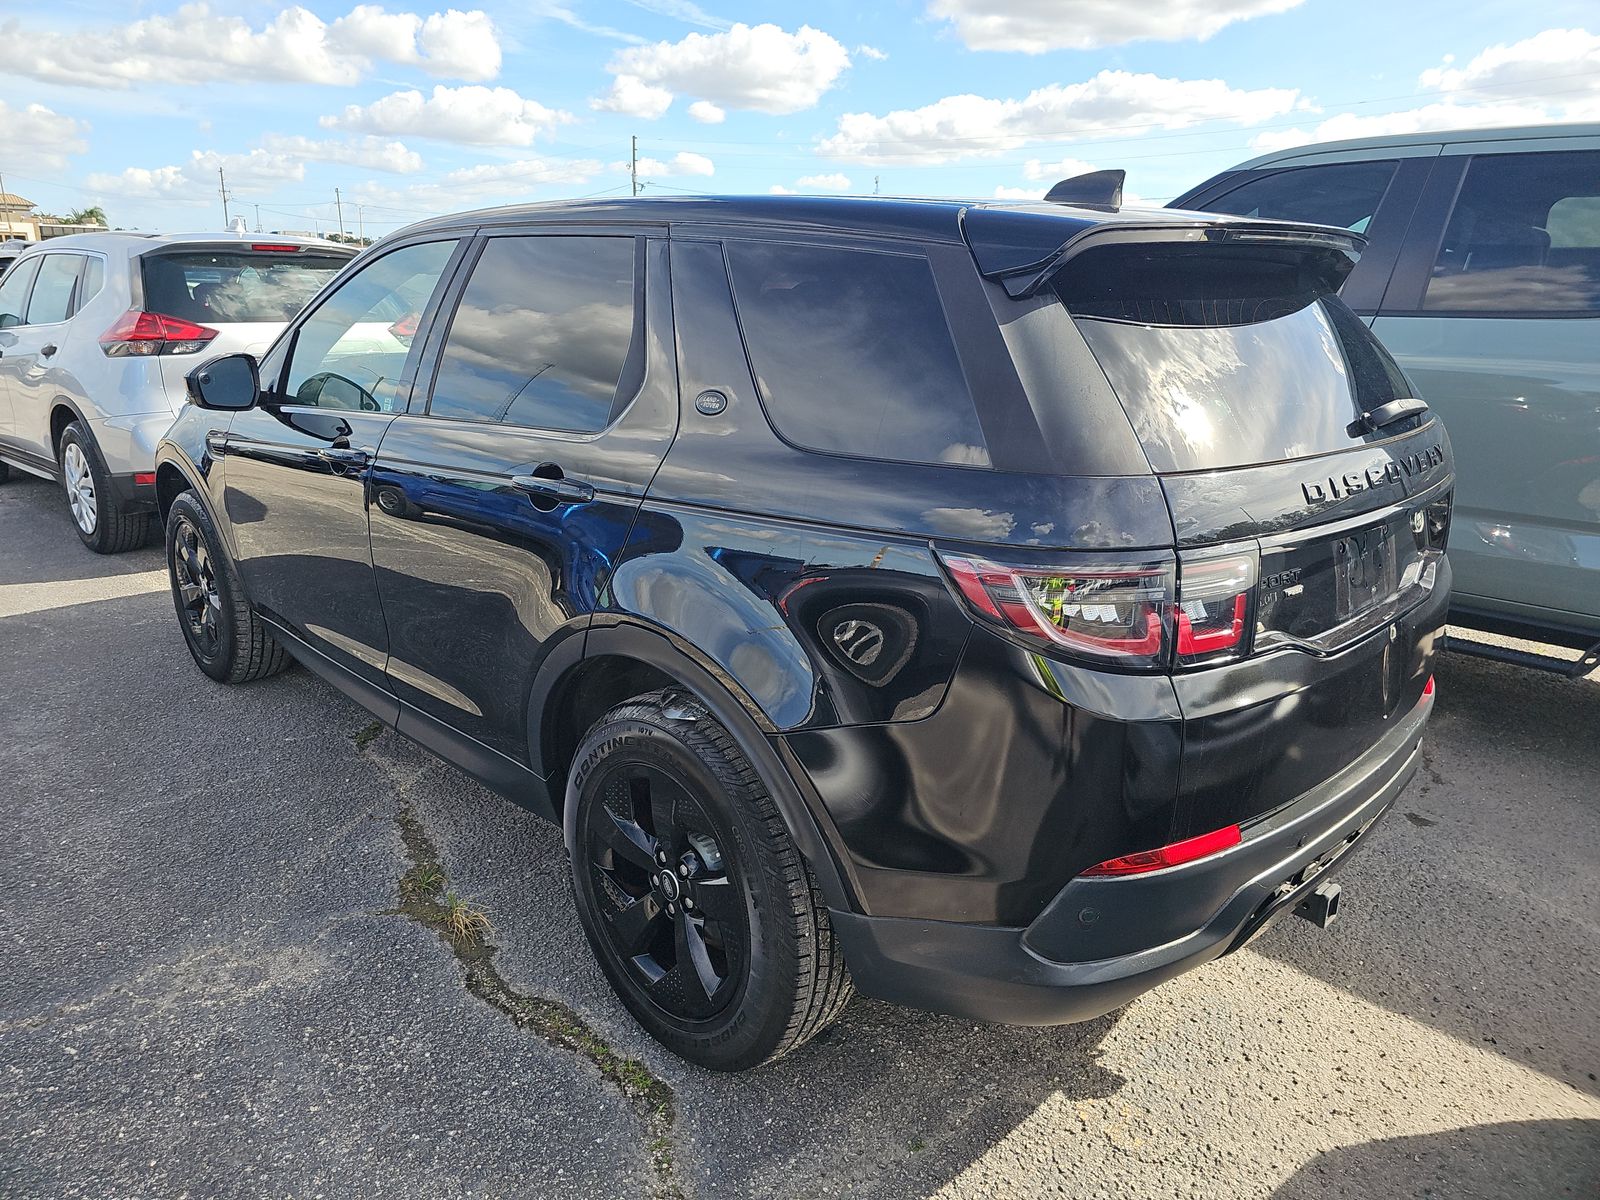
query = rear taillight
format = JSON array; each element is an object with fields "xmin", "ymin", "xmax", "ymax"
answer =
[
  {"xmin": 939, "ymin": 543, "xmax": 1257, "ymax": 671},
  {"xmin": 99, "ymin": 310, "xmax": 218, "ymax": 357},
  {"xmin": 1080, "ymin": 823, "xmax": 1242, "ymax": 877},
  {"xmin": 1423, "ymin": 675, "xmax": 1435, "ymax": 698},
  {"xmin": 942, "ymin": 554, "xmax": 1173, "ymax": 668}
]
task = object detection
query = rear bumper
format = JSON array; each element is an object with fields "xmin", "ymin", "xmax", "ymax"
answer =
[{"xmin": 830, "ymin": 687, "xmax": 1430, "ymax": 1026}]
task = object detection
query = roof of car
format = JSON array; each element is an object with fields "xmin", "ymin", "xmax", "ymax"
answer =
[
  {"xmin": 19, "ymin": 231, "xmax": 354, "ymax": 255},
  {"xmin": 393, "ymin": 192, "xmax": 1275, "ymax": 245},
  {"xmin": 1231, "ymin": 120, "xmax": 1600, "ymax": 170}
]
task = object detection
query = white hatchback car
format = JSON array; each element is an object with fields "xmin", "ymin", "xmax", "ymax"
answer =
[{"xmin": 0, "ymin": 232, "xmax": 354, "ymax": 551}]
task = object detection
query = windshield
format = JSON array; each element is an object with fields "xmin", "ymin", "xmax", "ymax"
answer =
[{"xmin": 142, "ymin": 250, "xmax": 348, "ymax": 324}]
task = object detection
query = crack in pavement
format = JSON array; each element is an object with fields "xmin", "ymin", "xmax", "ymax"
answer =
[{"xmin": 359, "ymin": 730, "xmax": 686, "ymax": 1199}]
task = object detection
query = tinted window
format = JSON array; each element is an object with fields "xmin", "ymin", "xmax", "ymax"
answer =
[
  {"xmin": 25, "ymin": 254, "xmax": 81, "ymax": 324},
  {"xmin": 280, "ymin": 240, "xmax": 457, "ymax": 411},
  {"xmin": 428, "ymin": 236, "xmax": 637, "ymax": 433},
  {"xmin": 80, "ymin": 257, "xmax": 104, "ymax": 307},
  {"xmin": 1204, "ymin": 161, "xmax": 1399, "ymax": 233},
  {"xmin": 0, "ymin": 255, "xmax": 39, "ymax": 326},
  {"xmin": 142, "ymin": 250, "xmax": 349, "ymax": 324},
  {"xmin": 726, "ymin": 242, "xmax": 989, "ymax": 467},
  {"xmin": 1423, "ymin": 150, "xmax": 1600, "ymax": 313}
]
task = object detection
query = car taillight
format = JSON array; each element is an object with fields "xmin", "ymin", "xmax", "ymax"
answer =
[
  {"xmin": 939, "ymin": 543, "xmax": 1259, "ymax": 671},
  {"xmin": 99, "ymin": 310, "xmax": 218, "ymax": 357},
  {"xmin": 1175, "ymin": 551, "xmax": 1256, "ymax": 666},
  {"xmin": 1080, "ymin": 824, "xmax": 1242, "ymax": 877},
  {"xmin": 941, "ymin": 554, "xmax": 1173, "ymax": 668}
]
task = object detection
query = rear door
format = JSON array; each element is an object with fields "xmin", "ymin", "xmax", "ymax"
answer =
[
  {"xmin": 220, "ymin": 237, "xmax": 465, "ymax": 689},
  {"xmin": 369, "ymin": 229, "xmax": 676, "ymax": 764},
  {"xmin": 0, "ymin": 254, "xmax": 41, "ymax": 451},
  {"xmin": 1367, "ymin": 142, "xmax": 1600, "ymax": 631},
  {"xmin": 6, "ymin": 252, "xmax": 85, "ymax": 459}
]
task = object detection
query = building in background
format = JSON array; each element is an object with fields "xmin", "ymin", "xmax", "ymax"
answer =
[{"xmin": 0, "ymin": 192, "xmax": 108, "ymax": 242}]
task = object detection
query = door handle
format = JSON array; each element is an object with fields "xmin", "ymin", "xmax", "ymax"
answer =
[
  {"xmin": 317, "ymin": 446, "xmax": 370, "ymax": 467},
  {"xmin": 511, "ymin": 473, "xmax": 595, "ymax": 504},
  {"xmin": 40, "ymin": 344, "xmax": 57, "ymax": 358}
]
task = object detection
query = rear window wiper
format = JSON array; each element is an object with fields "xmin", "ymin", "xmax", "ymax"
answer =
[{"xmin": 1361, "ymin": 397, "xmax": 1429, "ymax": 432}]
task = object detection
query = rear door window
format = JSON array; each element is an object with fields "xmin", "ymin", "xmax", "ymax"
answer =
[
  {"xmin": 1422, "ymin": 150, "xmax": 1600, "ymax": 313},
  {"xmin": 142, "ymin": 249, "xmax": 349, "ymax": 324},
  {"xmin": 427, "ymin": 235, "xmax": 639, "ymax": 433},
  {"xmin": 1060, "ymin": 242, "xmax": 1416, "ymax": 473},
  {"xmin": 725, "ymin": 241, "xmax": 990, "ymax": 468},
  {"xmin": 1202, "ymin": 161, "xmax": 1400, "ymax": 234},
  {"xmin": 25, "ymin": 254, "xmax": 82, "ymax": 324},
  {"xmin": 0, "ymin": 255, "xmax": 40, "ymax": 326}
]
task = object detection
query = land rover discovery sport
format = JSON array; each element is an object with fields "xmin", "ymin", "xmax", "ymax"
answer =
[{"xmin": 155, "ymin": 190, "xmax": 1453, "ymax": 1070}]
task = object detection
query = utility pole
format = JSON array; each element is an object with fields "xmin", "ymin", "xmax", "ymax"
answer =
[
  {"xmin": 334, "ymin": 187, "xmax": 346, "ymax": 240},
  {"xmin": 630, "ymin": 135, "xmax": 639, "ymax": 198},
  {"xmin": 357, "ymin": 205, "xmax": 366, "ymax": 244},
  {"xmin": 253, "ymin": 203, "xmax": 261, "ymax": 233},
  {"xmin": 218, "ymin": 167, "xmax": 230, "ymax": 226},
  {"xmin": 874, "ymin": 175, "xmax": 880, "ymax": 195}
]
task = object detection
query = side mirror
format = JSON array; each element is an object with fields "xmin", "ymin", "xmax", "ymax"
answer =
[{"xmin": 186, "ymin": 353, "xmax": 259, "ymax": 411}]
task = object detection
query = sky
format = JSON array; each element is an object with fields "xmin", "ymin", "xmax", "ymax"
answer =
[{"xmin": 2, "ymin": 0, "xmax": 1598, "ymax": 239}]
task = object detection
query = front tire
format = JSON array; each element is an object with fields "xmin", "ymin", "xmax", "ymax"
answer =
[
  {"xmin": 568, "ymin": 691, "xmax": 852, "ymax": 1071},
  {"xmin": 165, "ymin": 490, "xmax": 290, "ymax": 684},
  {"xmin": 59, "ymin": 420, "xmax": 149, "ymax": 554}
]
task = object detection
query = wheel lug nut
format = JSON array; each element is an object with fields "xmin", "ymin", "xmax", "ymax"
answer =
[
  {"xmin": 665, "ymin": 901, "xmax": 677, "ymax": 916},
  {"xmin": 678, "ymin": 863, "xmax": 690, "ymax": 877},
  {"xmin": 683, "ymin": 897, "xmax": 694, "ymax": 911}
]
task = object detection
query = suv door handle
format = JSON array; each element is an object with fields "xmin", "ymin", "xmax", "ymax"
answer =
[
  {"xmin": 40, "ymin": 344, "xmax": 57, "ymax": 358},
  {"xmin": 512, "ymin": 473, "xmax": 595, "ymax": 504},
  {"xmin": 317, "ymin": 446, "xmax": 370, "ymax": 467}
]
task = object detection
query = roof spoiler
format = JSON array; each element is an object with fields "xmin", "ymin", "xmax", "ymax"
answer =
[
  {"xmin": 960, "ymin": 212, "xmax": 1366, "ymax": 299},
  {"xmin": 1043, "ymin": 169, "xmax": 1124, "ymax": 210}
]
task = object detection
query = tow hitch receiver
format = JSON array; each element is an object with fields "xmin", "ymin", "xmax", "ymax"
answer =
[{"xmin": 1295, "ymin": 881, "xmax": 1341, "ymax": 929}]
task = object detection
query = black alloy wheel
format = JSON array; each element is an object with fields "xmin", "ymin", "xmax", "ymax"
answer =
[
  {"xmin": 584, "ymin": 762, "xmax": 746, "ymax": 1021},
  {"xmin": 568, "ymin": 691, "xmax": 853, "ymax": 1071},
  {"xmin": 172, "ymin": 512, "xmax": 223, "ymax": 657}
]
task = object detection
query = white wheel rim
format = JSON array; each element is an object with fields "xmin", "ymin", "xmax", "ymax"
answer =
[{"xmin": 62, "ymin": 442, "xmax": 97, "ymax": 534}]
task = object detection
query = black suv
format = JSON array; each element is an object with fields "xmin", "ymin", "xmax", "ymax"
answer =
[{"xmin": 156, "ymin": 193, "xmax": 1454, "ymax": 1071}]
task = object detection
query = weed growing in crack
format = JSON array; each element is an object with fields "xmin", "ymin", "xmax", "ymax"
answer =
[
  {"xmin": 352, "ymin": 720, "xmax": 384, "ymax": 750},
  {"xmin": 389, "ymin": 804, "xmax": 683, "ymax": 1199}
]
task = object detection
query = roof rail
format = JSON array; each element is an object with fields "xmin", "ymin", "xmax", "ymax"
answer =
[{"xmin": 1043, "ymin": 169, "xmax": 1124, "ymax": 211}]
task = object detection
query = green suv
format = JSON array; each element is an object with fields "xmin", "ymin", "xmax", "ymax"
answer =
[{"xmin": 1175, "ymin": 123, "xmax": 1600, "ymax": 673}]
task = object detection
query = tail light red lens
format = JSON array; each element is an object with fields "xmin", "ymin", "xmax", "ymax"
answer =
[
  {"xmin": 1423, "ymin": 674, "xmax": 1435, "ymax": 697},
  {"xmin": 942, "ymin": 554, "xmax": 1173, "ymax": 668},
  {"xmin": 1080, "ymin": 823, "xmax": 1242, "ymax": 877},
  {"xmin": 99, "ymin": 310, "xmax": 218, "ymax": 357},
  {"xmin": 939, "ymin": 543, "xmax": 1257, "ymax": 670}
]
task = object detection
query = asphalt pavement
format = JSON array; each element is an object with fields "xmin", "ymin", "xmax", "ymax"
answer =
[{"xmin": 2, "ymin": 472, "xmax": 1596, "ymax": 1199}]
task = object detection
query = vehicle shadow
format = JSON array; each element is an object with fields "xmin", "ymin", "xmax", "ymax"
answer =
[
  {"xmin": 0, "ymin": 476, "xmax": 164, "ymax": 587},
  {"xmin": 1268, "ymin": 1118, "xmax": 1600, "ymax": 1200},
  {"xmin": 1248, "ymin": 648, "xmax": 1600, "ymax": 1098}
]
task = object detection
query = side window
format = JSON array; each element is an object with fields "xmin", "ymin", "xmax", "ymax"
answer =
[
  {"xmin": 725, "ymin": 241, "xmax": 990, "ymax": 468},
  {"xmin": 427, "ymin": 236, "xmax": 638, "ymax": 433},
  {"xmin": 78, "ymin": 257, "xmax": 104, "ymax": 311},
  {"xmin": 25, "ymin": 254, "xmax": 82, "ymax": 325},
  {"xmin": 1203, "ymin": 161, "xmax": 1400, "ymax": 233},
  {"xmin": 0, "ymin": 256, "xmax": 39, "ymax": 327},
  {"xmin": 1423, "ymin": 150, "xmax": 1600, "ymax": 314},
  {"xmin": 279, "ymin": 240, "xmax": 457, "ymax": 411}
]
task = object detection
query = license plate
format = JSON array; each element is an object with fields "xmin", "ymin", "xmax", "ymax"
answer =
[{"xmin": 1333, "ymin": 525, "xmax": 1399, "ymax": 621}]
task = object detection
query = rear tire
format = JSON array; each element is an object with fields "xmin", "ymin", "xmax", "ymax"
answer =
[
  {"xmin": 165, "ymin": 490, "xmax": 290, "ymax": 684},
  {"xmin": 568, "ymin": 690, "xmax": 852, "ymax": 1071},
  {"xmin": 59, "ymin": 420, "xmax": 149, "ymax": 554}
]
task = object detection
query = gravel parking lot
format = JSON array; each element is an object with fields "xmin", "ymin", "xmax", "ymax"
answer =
[{"xmin": 2, "ymin": 472, "xmax": 1596, "ymax": 1199}]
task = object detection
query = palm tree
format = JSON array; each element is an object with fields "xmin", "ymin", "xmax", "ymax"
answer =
[{"xmin": 68, "ymin": 205, "xmax": 107, "ymax": 227}]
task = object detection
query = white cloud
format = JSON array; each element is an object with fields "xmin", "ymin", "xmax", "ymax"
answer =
[
  {"xmin": 687, "ymin": 100, "xmax": 726, "ymax": 124},
  {"xmin": 86, "ymin": 149, "xmax": 306, "ymax": 205},
  {"xmin": 625, "ymin": 151, "xmax": 716, "ymax": 177},
  {"xmin": 854, "ymin": 44, "xmax": 887, "ymax": 61},
  {"xmin": 3, "ymin": 3, "xmax": 502, "ymax": 89},
  {"xmin": 592, "ymin": 75, "xmax": 676, "ymax": 119},
  {"xmin": 622, "ymin": 0, "xmax": 729, "ymax": 28},
  {"xmin": 602, "ymin": 23, "xmax": 850, "ymax": 117},
  {"xmin": 927, "ymin": 0, "xmax": 1304, "ymax": 52},
  {"xmin": 1252, "ymin": 27, "xmax": 1600, "ymax": 153},
  {"xmin": 819, "ymin": 71, "xmax": 1300, "ymax": 165},
  {"xmin": 355, "ymin": 156, "xmax": 604, "ymax": 215},
  {"xmin": 0, "ymin": 102, "xmax": 88, "ymax": 173},
  {"xmin": 768, "ymin": 185, "xmax": 797, "ymax": 194},
  {"xmin": 796, "ymin": 173, "xmax": 851, "ymax": 191},
  {"xmin": 260, "ymin": 134, "xmax": 425, "ymax": 174},
  {"xmin": 992, "ymin": 186, "xmax": 1036, "ymax": 200},
  {"xmin": 1021, "ymin": 157, "xmax": 1101, "ymax": 182},
  {"xmin": 322, "ymin": 85, "xmax": 572, "ymax": 146}
]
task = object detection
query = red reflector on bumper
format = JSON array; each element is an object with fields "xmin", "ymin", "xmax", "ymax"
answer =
[
  {"xmin": 133, "ymin": 472, "xmax": 156, "ymax": 487},
  {"xmin": 1081, "ymin": 824, "xmax": 1242, "ymax": 877}
]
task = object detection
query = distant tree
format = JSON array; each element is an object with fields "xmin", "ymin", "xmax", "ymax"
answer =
[{"xmin": 68, "ymin": 206, "xmax": 108, "ymax": 227}]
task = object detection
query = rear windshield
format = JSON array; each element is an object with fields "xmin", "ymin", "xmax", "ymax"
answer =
[
  {"xmin": 141, "ymin": 250, "xmax": 348, "ymax": 324},
  {"xmin": 1059, "ymin": 242, "xmax": 1413, "ymax": 473}
]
